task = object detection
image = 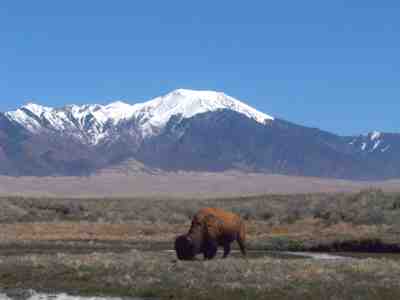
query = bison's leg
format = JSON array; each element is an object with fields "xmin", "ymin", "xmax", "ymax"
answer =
[
  {"xmin": 237, "ymin": 221, "xmax": 247, "ymax": 257},
  {"xmin": 222, "ymin": 241, "xmax": 231, "ymax": 258},
  {"xmin": 237, "ymin": 237, "xmax": 246, "ymax": 257},
  {"xmin": 203, "ymin": 238, "xmax": 218, "ymax": 260}
]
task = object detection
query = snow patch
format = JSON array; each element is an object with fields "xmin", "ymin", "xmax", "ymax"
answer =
[
  {"xmin": 5, "ymin": 109, "xmax": 42, "ymax": 132},
  {"xmin": 370, "ymin": 131, "xmax": 381, "ymax": 141},
  {"xmin": 23, "ymin": 102, "xmax": 53, "ymax": 116},
  {"xmin": 361, "ymin": 142, "xmax": 367, "ymax": 151},
  {"xmin": 371, "ymin": 140, "xmax": 381, "ymax": 151}
]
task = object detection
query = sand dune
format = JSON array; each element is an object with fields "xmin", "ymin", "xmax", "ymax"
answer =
[{"xmin": 0, "ymin": 171, "xmax": 399, "ymax": 198}]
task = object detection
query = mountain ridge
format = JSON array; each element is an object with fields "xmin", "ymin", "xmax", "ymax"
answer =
[
  {"xmin": 0, "ymin": 89, "xmax": 399, "ymax": 179},
  {"xmin": 4, "ymin": 89, "xmax": 273, "ymax": 145}
]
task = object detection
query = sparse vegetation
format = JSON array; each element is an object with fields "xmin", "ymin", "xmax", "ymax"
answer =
[
  {"xmin": 2, "ymin": 189, "xmax": 400, "ymax": 226},
  {"xmin": 1, "ymin": 250, "xmax": 400, "ymax": 300},
  {"xmin": 1, "ymin": 189, "xmax": 400, "ymax": 299}
]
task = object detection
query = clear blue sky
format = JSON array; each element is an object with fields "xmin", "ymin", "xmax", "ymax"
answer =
[{"xmin": 1, "ymin": 1, "xmax": 399, "ymax": 135}]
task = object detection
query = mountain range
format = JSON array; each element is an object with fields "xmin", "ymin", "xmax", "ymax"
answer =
[{"xmin": 0, "ymin": 89, "xmax": 399, "ymax": 179}]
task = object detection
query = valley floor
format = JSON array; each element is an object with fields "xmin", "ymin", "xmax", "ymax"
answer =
[
  {"xmin": 1, "ymin": 172, "xmax": 400, "ymax": 198},
  {"xmin": 1, "ymin": 190, "xmax": 400, "ymax": 299}
]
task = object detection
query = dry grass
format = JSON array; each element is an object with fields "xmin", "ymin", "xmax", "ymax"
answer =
[
  {"xmin": 1, "ymin": 250, "xmax": 400, "ymax": 299},
  {"xmin": 2, "ymin": 189, "xmax": 400, "ymax": 225},
  {"xmin": 1, "ymin": 190, "xmax": 400, "ymax": 299},
  {"xmin": 0, "ymin": 222, "xmax": 182, "ymax": 243},
  {"xmin": 1, "ymin": 189, "xmax": 400, "ymax": 249}
]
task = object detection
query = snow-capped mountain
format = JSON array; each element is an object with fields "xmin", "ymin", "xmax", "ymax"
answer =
[
  {"xmin": 5, "ymin": 89, "xmax": 273, "ymax": 145},
  {"xmin": 0, "ymin": 89, "xmax": 399, "ymax": 179},
  {"xmin": 349, "ymin": 131, "xmax": 392, "ymax": 153},
  {"xmin": 5, "ymin": 101, "xmax": 141, "ymax": 144},
  {"xmin": 134, "ymin": 89, "xmax": 273, "ymax": 136}
]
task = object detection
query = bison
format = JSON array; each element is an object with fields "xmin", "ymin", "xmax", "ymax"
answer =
[{"xmin": 175, "ymin": 207, "xmax": 246, "ymax": 260}]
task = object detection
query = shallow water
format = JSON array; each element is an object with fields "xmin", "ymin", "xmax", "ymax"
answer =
[
  {"xmin": 0, "ymin": 290, "xmax": 150, "ymax": 300},
  {"xmin": 166, "ymin": 249, "xmax": 349, "ymax": 260},
  {"xmin": 231, "ymin": 250, "xmax": 350, "ymax": 260},
  {"xmin": 174, "ymin": 249, "xmax": 400, "ymax": 260},
  {"xmin": 250, "ymin": 250, "xmax": 400, "ymax": 261},
  {"xmin": 331, "ymin": 252, "xmax": 400, "ymax": 261}
]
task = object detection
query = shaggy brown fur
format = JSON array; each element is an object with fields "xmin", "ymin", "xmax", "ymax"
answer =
[{"xmin": 175, "ymin": 207, "xmax": 246, "ymax": 260}]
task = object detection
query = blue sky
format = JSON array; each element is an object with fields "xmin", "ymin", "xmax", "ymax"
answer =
[{"xmin": 1, "ymin": 1, "xmax": 399, "ymax": 135}]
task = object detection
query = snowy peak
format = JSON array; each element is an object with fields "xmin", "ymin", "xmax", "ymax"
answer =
[
  {"xmin": 5, "ymin": 101, "xmax": 138, "ymax": 144},
  {"xmin": 5, "ymin": 102, "xmax": 54, "ymax": 132},
  {"xmin": 65, "ymin": 101, "xmax": 137, "ymax": 125},
  {"xmin": 161, "ymin": 89, "xmax": 274, "ymax": 124},
  {"xmin": 22, "ymin": 102, "xmax": 53, "ymax": 116},
  {"xmin": 4, "ymin": 89, "xmax": 274, "ymax": 144},
  {"xmin": 135, "ymin": 89, "xmax": 273, "ymax": 134},
  {"xmin": 350, "ymin": 131, "xmax": 391, "ymax": 153}
]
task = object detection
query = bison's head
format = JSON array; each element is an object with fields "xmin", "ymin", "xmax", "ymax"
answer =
[
  {"xmin": 174, "ymin": 234, "xmax": 196, "ymax": 260},
  {"xmin": 175, "ymin": 222, "xmax": 219, "ymax": 260}
]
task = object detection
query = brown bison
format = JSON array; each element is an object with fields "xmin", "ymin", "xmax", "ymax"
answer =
[{"xmin": 175, "ymin": 207, "xmax": 246, "ymax": 260}]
